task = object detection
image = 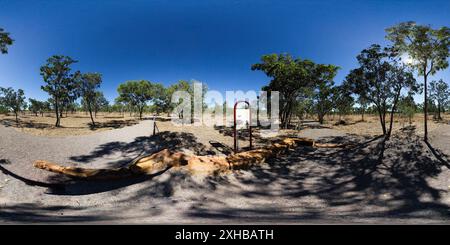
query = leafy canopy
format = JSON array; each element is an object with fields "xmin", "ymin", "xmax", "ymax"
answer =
[
  {"xmin": 0, "ymin": 27, "xmax": 13, "ymax": 54},
  {"xmin": 386, "ymin": 21, "xmax": 450, "ymax": 76},
  {"xmin": 0, "ymin": 87, "xmax": 26, "ymax": 115}
]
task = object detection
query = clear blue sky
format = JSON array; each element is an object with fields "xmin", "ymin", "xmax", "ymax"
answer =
[{"xmin": 0, "ymin": 0, "xmax": 449, "ymax": 103}]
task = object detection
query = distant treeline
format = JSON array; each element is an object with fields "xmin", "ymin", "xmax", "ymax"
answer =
[{"xmin": 1, "ymin": 22, "xmax": 449, "ymax": 139}]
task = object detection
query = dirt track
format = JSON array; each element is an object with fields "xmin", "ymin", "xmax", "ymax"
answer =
[{"xmin": 0, "ymin": 120, "xmax": 450, "ymax": 224}]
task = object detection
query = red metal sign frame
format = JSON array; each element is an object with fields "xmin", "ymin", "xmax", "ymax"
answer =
[{"xmin": 234, "ymin": 101, "xmax": 252, "ymax": 153}]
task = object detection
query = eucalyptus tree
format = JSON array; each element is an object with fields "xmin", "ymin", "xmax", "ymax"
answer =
[
  {"xmin": 398, "ymin": 95, "xmax": 417, "ymax": 125},
  {"xmin": 386, "ymin": 21, "xmax": 450, "ymax": 140},
  {"xmin": 314, "ymin": 80, "xmax": 336, "ymax": 124},
  {"xmin": 346, "ymin": 44, "xmax": 417, "ymax": 138},
  {"xmin": 293, "ymin": 88, "xmax": 314, "ymax": 122},
  {"xmin": 161, "ymin": 80, "xmax": 208, "ymax": 119},
  {"xmin": 151, "ymin": 82, "xmax": 170, "ymax": 115},
  {"xmin": 344, "ymin": 68, "xmax": 369, "ymax": 121},
  {"xmin": 252, "ymin": 53, "xmax": 339, "ymax": 128},
  {"xmin": 117, "ymin": 80, "xmax": 156, "ymax": 120},
  {"xmin": 386, "ymin": 58, "xmax": 418, "ymax": 137},
  {"xmin": 0, "ymin": 87, "xmax": 26, "ymax": 123},
  {"xmin": 93, "ymin": 91, "xmax": 109, "ymax": 117},
  {"xmin": 29, "ymin": 98, "xmax": 46, "ymax": 116},
  {"xmin": 311, "ymin": 64, "xmax": 341, "ymax": 124},
  {"xmin": 333, "ymin": 85, "xmax": 354, "ymax": 121},
  {"xmin": 429, "ymin": 79, "xmax": 449, "ymax": 120},
  {"xmin": 78, "ymin": 72, "xmax": 102, "ymax": 126},
  {"xmin": 40, "ymin": 55, "xmax": 79, "ymax": 127}
]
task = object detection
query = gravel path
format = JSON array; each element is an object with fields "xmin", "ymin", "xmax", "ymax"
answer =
[
  {"xmin": 0, "ymin": 121, "xmax": 449, "ymax": 224},
  {"xmin": 429, "ymin": 124, "xmax": 450, "ymax": 156}
]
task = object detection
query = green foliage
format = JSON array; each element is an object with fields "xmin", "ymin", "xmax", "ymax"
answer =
[
  {"xmin": 314, "ymin": 79, "xmax": 336, "ymax": 124},
  {"xmin": 78, "ymin": 72, "xmax": 102, "ymax": 125},
  {"xmin": 28, "ymin": 98, "xmax": 49, "ymax": 116},
  {"xmin": 333, "ymin": 85, "xmax": 354, "ymax": 120},
  {"xmin": 117, "ymin": 80, "xmax": 158, "ymax": 119},
  {"xmin": 0, "ymin": 27, "xmax": 13, "ymax": 54},
  {"xmin": 94, "ymin": 91, "xmax": 109, "ymax": 113},
  {"xmin": 252, "ymin": 53, "xmax": 339, "ymax": 128},
  {"xmin": 386, "ymin": 21, "xmax": 450, "ymax": 139},
  {"xmin": 345, "ymin": 44, "xmax": 417, "ymax": 136},
  {"xmin": 78, "ymin": 73, "xmax": 102, "ymax": 104},
  {"xmin": 152, "ymin": 80, "xmax": 208, "ymax": 118},
  {"xmin": 0, "ymin": 87, "xmax": 26, "ymax": 122},
  {"xmin": 293, "ymin": 88, "xmax": 314, "ymax": 120},
  {"xmin": 111, "ymin": 100, "xmax": 126, "ymax": 114},
  {"xmin": 0, "ymin": 105, "xmax": 8, "ymax": 114},
  {"xmin": 398, "ymin": 95, "xmax": 417, "ymax": 125},
  {"xmin": 429, "ymin": 79, "xmax": 449, "ymax": 119},
  {"xmin": 386, "ymin": 22, "xmax": 450, "ymax": 77},
  {"xmin": 40, "ymin": 55, "xmax": 79, "ymax": 126},
  {"xmin": 151, "ymin": 82, "xmax": 170, "ymax": 115}
]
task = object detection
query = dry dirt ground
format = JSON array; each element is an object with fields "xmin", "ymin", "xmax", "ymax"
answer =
[
  {"xmin": 0, "ymin": 113, "xmax": 449, "ymax": 224},
  {"xmin": 298, "ymin": 113, "xmax": 450, "ymax": 137},
  {"xmin": 0, "ymin": 113, "xmax": 139, "ymax": 136}
]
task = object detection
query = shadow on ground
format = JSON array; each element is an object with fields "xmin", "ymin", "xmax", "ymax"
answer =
[
  {"xmin": 88, "ymin": 119, "xmax": 139, "ymax": 130},
  {"xmin": 213, "ymin": 125, "xmax": 272, "ymax": 147},
  {"xmin": 0, "ymin": 117, "xmax": 141, "ymax": 131},
  {"xmin": 69, "ymin": 131, "xmax": 216, "ymax": 168},
  {"xmin": 2, "ymin": 127, "xmax": 450, "ymax": 223},
  {"xmin": 183, "ymin": 127, "xmax": 450, "ymax": 221},
  {"xmin": 0, "ymin": 118, "xmax": 55, "ymax": 129},
  {"xmin": 0, "ymin": 203, "xmax": 99, "ymax": 223}
]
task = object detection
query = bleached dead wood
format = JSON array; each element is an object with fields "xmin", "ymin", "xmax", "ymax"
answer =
[{"xmin": 34, "ymin": 137, "xmax": 348, "ymax": 180}]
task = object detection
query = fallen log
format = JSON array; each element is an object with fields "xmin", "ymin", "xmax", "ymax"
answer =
[
  {"xmin": 33, "ymin": 137, "xmax": 348, "ymax": 180},
  {"xmin": 33, "ymin": 160, "xmax": 133, "ymax": 180}
]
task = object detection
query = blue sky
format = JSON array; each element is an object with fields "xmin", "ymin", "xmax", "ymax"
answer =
[{"xmin": 0, "ymin": 0, "xmax": 449, "ymax": 103}]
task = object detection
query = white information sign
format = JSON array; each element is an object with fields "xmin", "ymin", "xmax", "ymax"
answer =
[{"xmin": 235, "ymin": 108, "xmax": 250, "ymax": 130}]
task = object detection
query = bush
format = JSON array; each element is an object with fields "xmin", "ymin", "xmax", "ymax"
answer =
[{"xmin": 0, "ymin": 105, "xmax": 9, "ymax": 114}]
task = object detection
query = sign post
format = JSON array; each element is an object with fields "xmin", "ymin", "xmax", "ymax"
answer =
[
  {"xmin": 233, "ymin": 101, "xmax": 252, "ymax": 153},
  {"xmin": 152, "ymin": 115, "xmax": 159, "ymax": 136}
]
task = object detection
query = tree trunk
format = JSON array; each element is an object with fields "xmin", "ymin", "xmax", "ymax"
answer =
[
  {"xmin": 88, "ymin": 102, "xmax": 95, "ymax": 128},
  {"xmin": 423, "ymin": 70, "xmax": 428, "ymax": 141},
  {"xmin": 377, "ymin": 108, "xmax": 386, "ymax": 136},
  {"xmin": 438, "ymin": 102, "xmax": 442, "ymax": 120},
  {"xmin": 14, "ymin": 111, "xmax": 18, "ymax": 124},
  {"xmin": 55, "ymin": 99, "xmax": 60, "ymax": 127},
  {"xmin": 387, "ymin": 92, "xmax": 400, "ymax": 139},
  {"xmin": 318, "ymin": 113, "xmax": 324, "ymax": 124},
  {"xmin": 139, "ymin": 107, "xmax": 143, "ymax": 120}
]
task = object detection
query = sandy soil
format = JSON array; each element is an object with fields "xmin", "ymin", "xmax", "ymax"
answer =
[
  {"xmin": 2, "ymin": 112, "xmax": 448, "ymax": 139},
  {"xmin": 317, "ymin": 113, "xmax": 449, "ymax": 137},
  {"xmin": 0, "ymin": 113, "xmax": 449, "ymax": 224},
  {"xmin": 0, "ymin": 113, "xmax": 140, "ymax": 136}
]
